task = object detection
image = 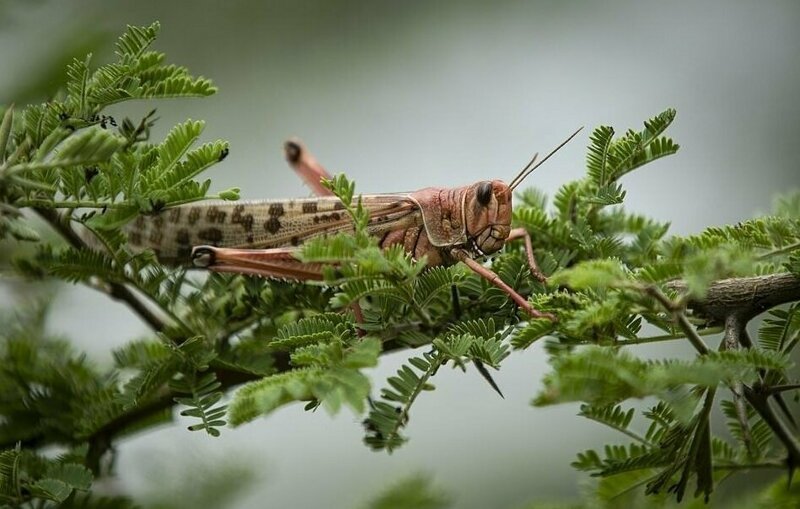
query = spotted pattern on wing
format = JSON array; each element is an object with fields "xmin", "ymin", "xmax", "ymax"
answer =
[{"xmin": 123, "ymin": 195, "xmax": 421, "ymax": 263}]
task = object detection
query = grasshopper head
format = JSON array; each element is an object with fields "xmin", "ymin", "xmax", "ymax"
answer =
[{"xmin": 464, "ymin": 180, "xmax": 512, "ymax": 255}]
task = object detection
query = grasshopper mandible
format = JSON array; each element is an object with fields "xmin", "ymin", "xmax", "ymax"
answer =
[{"xmin": 125, "ymin": 129, "xmax": 582, "ymax": 319}]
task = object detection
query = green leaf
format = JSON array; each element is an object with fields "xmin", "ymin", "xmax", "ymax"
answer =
[
  {"xmin": 171, "ymin": 371, "xmax": 228, "ymax": 437},
  {"xmin": 66, "ymin": 56, "xmax": 91, "ymax": 117},
  {"xmin": 587, "ymin": 183, "xmax": 626, "ymax": 206},
  {"xmin": 154, "ymin": 119, "xmax": 204, "ymax": 177},
  {"xmin": 86, "ymin": 205, "xmax": 139, "ymax": 230},
  {"xmin": 0, "ymin": 448, "xmax": 21, "ymax": 496},
  {"xmin": 343, "ymin": 337, "xmax": 381, "ymax": 369},
  {"xmin": 46, "ymin": 463, "xmax": 92, "ymax": 490},
  {"xmin": 116, "ymin": 22, "xmax": 160, "ymax": 61},
  {"xmin": 586, "ymin": 125, "xmax": 614, "ymax": 187},
  {"xmin": 29, "ymin": 478, "xmax": 73, "ymax": 502},
  {"xmin": 595, "ymin": 469, "xmax": 659, "ymax": 504},
  {"xmin": 269, "ymin": 313, "xmax": 352, "ymax": 350},
  {"xmin": 681, "ymin": 244, "xmax": 757, "ymax": 298},
  {"xmin": 550, "ymin": 259, "xmax": 629, "ymax": 290},
  {"xmin": 0, "ymin": 215, "xmax": 41, "ymax": 242},
  {"xmin": 579, "ymin": 404, "xmax": 641, "ymax": 442},
  {"xmin": 230, "ymin": 335, "xmax": 378, "ymax": 425},
  {"xmin": 756, "ymin": 474, "xmax": 800, "ymax": 508},
  {"xmin": 363, "ymin": 474, "xmax": 450, "ymax": 509},
  {"xmin": 512, "ymin": 318, "xmax": 556, "ymax": 349},
  {"xmin": 9, "ymin": 127, "xmax": 125, "ymax": 173},
  {"xmin": 364, "ymin": 350, "xmax": 443, "ymax": 452},
  {"xmin": 218, "ymin": 187, "xmax": 240, "ymax": 200},
  {"xmin": 608, "ymin": 108, "xmax": 679, "ymax": 179},
  {"xmin": 533, "ymin": 347, "xmax": 786, "ymax": 408},
  {"xmin": 228, "ymin": 369, "xmax": 320, "ymax": 425},
  {"xmin": 0, "ymin": 105, "xmax": 13, "ymax": 162}
]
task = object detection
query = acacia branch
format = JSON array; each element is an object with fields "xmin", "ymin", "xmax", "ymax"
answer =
[
  {"xmin": 743, "ymin": 385, "xmax": 800, "ymax": 468},
  {"xmin": 645, "ymin": 274, "xmax": 800, "ymax": 471},
  {"xmin": 668, "ymin": 272, "xmax": 800, "ymax": 322},
  {"xmin": 11, "ymin": 264, "xmax": 800, "ymax": 466},
  {"xmin": 719, "ymin": 306, "xmax": 800, "ymax": 470},
  {"xmin": 721, "ymin": 314, "xmax": 755, "ymax": 458},
  {"xmin": 643, "ymin": 285, "xmax": 710, "ymax": 354},
  {"xmin": 93, "ymin": 275, "xmax": 800, "ymax": 452},
  {"xmin": 35, "ymin": 207, "xmax": 168, "ymax": 332}
]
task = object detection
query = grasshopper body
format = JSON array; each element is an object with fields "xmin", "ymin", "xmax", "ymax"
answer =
[{"xmin": 125, "ymin": 131, "xmax": 581, "ymax": 318}]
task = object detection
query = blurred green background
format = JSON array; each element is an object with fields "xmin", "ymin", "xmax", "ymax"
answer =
[{"xmin": 1, "ymin": 1, "xmax": 798, "ymax": 507}]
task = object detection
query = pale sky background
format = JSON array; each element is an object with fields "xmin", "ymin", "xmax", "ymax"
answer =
[{"xmin": 0, "ymin": 1, "xmax": 798, "ymax": 507}]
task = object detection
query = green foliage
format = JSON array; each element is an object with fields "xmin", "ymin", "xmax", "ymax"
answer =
[
  {"xmin": 228, "ymin": 336, "xmax": 381, "ymax": 424},
  {"xmin": 0, "ymin": 445, "xmax": 94, "ymax": 506},
  {"xmin": 363, "ymin": 474, "xmax": 450, "ymax": 509},
  {"xmin": 534, "ymin": 346, "xmax": 790, "ymax": 409},
  {"xmin": 171, "ymin": 371, "xmax": 227, "ymax": 437},
  {"xmin": 363, "ymin": 317, "xmax": 511, "ymax": 451},
  {"xmin": 0, "ymin": 20, "xmax": 798, "ymax": 508},
  {"xmin": 363, "ymin": 349, "xmax": 443, "ymax": 451},
  {"xmin": 0, "ymin": 21, "xmax": 230, "ymax": 245}
]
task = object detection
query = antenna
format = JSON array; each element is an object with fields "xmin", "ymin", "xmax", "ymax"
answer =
[{"xmin": 509, "ymin": 126, "xmax": 584, "ymax": 191}]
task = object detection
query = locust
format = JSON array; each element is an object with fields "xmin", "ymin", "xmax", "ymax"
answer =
[{"xmin": 125, "ymin": 129, "xmax": 582, "ymax": 319}]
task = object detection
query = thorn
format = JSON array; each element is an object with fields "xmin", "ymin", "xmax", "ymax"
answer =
[
  {"xmin": 473, "ymin": 360, "xmax": 504, "ymax": 398},
  {"xmin": 773, "ymin": 393, "xmax": 797, "ymax": 429},
  {"xmin": 450, "ymin": 284, "xmax": 461, "ymax": 320}
]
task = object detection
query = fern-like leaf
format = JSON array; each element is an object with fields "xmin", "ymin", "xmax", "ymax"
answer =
[
  {"xmin": 579, "ymin": 404, "xmax": 647, "ymax": 444},
  {"xmin": 364, "ymin": 350, "xmax": 443, "ymax": 452},
  {"xmin": 115, "ymin": 22, "xmax": 160, "ymax": 62},
  {"xmin": 172, "ymin": 372, "xmax": 228, "ymax": 437},
  {"xmin": 9, "ymin": 127, "xmax": 125, "ymax": 173},
  {"xmin": 586, "ymin": 125, "xmax": 614, "ymax": 186}
]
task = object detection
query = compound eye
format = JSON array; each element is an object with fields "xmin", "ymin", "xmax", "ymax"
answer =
[{"xmin": 476, "ymin": 181, "xmax": 493, "ymax": 206}]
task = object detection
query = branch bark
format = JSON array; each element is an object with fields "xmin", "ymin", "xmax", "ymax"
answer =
[
  {"xmin": 668, "ymin": 272, "xmax": 800, "ymax": 322},
  {"xmin": 655, "ymin": 274, "xmax": 800, "ymax": 472}
]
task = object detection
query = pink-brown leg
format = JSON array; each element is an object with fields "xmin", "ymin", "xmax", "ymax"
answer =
[
  {"xmin": 507, "ymin": 227, "xmax": 547, "ymax": 283},
  {"xmin": 284, "ymin": 138, "xmax": 335, "ymax": 196},
  {"xmin": 457, "ymin": 252, "xmax": 556, "ymax": 321},
  {"xmin": 283, "ymin": 139, "xmax": 365, "ymax": 332},
  {"xmin": 192, "ymin": 246, "xmax": 325, "ymax": 280}
]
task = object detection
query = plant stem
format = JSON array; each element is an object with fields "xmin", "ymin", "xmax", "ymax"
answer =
[
  {"xmin": 617, "ymin": 326, "xmax": 723, "ymax": 346},
  {"xmin": 743, "ymin": 386, "xmax": 800, "ymax": 468},
  {"xmin": 643, "ymin": 285, "xmax": 710, "ymax": 354},
  {"xmin": 675, "ymin": 387, "xmax": 716, "ymax": 500},
  {"xmin": 34, "ymin": 207, "xmax": 169, "ymax": 333},
  {"xmin": 722, "ymin": 314, "xmax": 755, "ymax": 457},
  {"xmin": 409, "ymin": 300, "xmax": 433, "ymax": 328},
  {"xmin": 764, "ymin": 383, "xmax": 800, "ymax": 395},
  {"xmin": 758, "ymin": 241, "xmax": 800, "ymax": 260},
  {"xmin": 20, "ymin": 199, "xmax": 130, "ymax": 209},
  {"xmin": 714, "ymin": 460, "xmax": 785, "ymax": 470},
  {"xmin": 726, "ymin": 321, "xmax": 800, "ymax": 469},
  {"xmin": 388, "ymin": 353, "xmax": 444, "ymax": 444},
  {"xmin": 583, "ymin": 415, "xmax": 651, "ymax": 445}
]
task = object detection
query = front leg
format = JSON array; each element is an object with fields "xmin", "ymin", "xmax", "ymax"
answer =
[
  {"xmin": 451, "ymin": 248, "xmax": 555, "ymax": 321},
  {"xmin": 507, "ymin": 227, "xmax": 547, "ymax": 283}
]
